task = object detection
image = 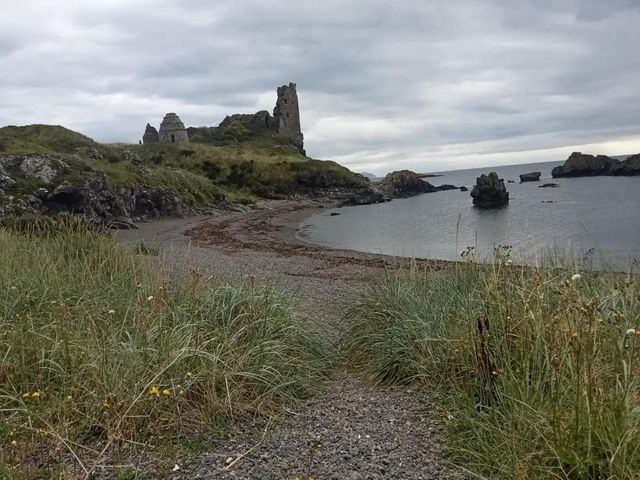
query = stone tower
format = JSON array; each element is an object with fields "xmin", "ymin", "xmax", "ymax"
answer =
[
  {"xmin": 273, "ymin": 83, "xmax": 303, "ymax": 150},
  {"xmin": 158, "ymin": 113, "xmax": 189, "ymax": 144},
  {"xmin": 142, "ymin": 123, "xmax": 159, "ymax": 144}
]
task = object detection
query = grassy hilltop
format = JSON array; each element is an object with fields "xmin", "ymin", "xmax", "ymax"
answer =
[{"xmin": 0, "ymin": 123, "xmax": 372, "ymax": 220}]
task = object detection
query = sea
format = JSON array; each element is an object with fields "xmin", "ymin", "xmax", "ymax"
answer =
[{"xmin": 297, "ymin": 161, "xmax": 640, "ymax": 270}]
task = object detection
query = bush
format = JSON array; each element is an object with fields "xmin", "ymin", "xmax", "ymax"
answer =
[
  {"xmin": 0, "ymin": 227, "xmax": 329, "ymax": 472},
  {"xmin": 345, "ymin": 262, "xmax": 640, "ymax": 479}
]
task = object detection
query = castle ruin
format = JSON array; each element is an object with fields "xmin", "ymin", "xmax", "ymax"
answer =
[
  {"xmin": 142, "ymin": 83, "xmax": 303, "ymax": 151},
  {"xmin": 272, "ymin": 83, "xmax": 303, "ymax": 150},
  {"xmin": 142, "ymin": 113, "xmax": 189, "ymax": 144}
]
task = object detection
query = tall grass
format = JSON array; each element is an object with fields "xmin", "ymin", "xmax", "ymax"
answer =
[
  {"xmin": 345, "ymin": 260, "xmax": 640, "ymax": 479},
  {"xmin": 0, "ymin": 220, "xmax": 329, "ymax": 474}
]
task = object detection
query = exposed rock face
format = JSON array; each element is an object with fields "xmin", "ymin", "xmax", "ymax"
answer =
[
  {"xmin": 519, "ymin": 171, "xmax": 541, "ymax": 182},
  {"xmin": 470, "ymin": 172, "xmax": 509, "ymax": 208},
  {"xmin": 376, "ymin": 170, "xmax": 437, "ymax": 199},
  {"xmin": 0, "ymin": 155, "xmax": 194, "ymax": 227},
  {"xmin": 611, "ymin": 153, "xmax": 640, "ymax": 176},
  {"xmin": 142, "ymin": 123, "xmax": 159, "ymax": 144},
  {"xmin": 0, "ymin": 155, "xmax": 69, "ymax": 184},
  {"xmin": 158, "ymin": 113, "xmax": 189, "ymax": 144},
  {"xmin": 552, "ymin": 152, "xmax": 640, "ymax": 177},
  {"xmin": 273, "ymin": 83, "xmax": 304, "ymax": 151}
]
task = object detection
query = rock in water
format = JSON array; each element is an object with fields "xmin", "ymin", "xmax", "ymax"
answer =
[
  {"xmin": 539, "ymin": 183, "xmax": 560, "ymax": 188},
  {"xmin": 519, "ymin": 171, "xmax": 541, "ymax": 182},
  {"xmin": 550, "ymin": 151, "xmax": 640, "ymax": 177},
  {"xmin": 376, "ymin": 170, "xmax": 437, "ymax": 199},
  {"xmin": 470, "ymin": 172, "xmax": 509, "ymax": 208}
]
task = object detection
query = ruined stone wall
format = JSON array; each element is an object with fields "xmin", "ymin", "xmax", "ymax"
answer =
[
  {"xmin": 142, "ymin": 124, "xmax": 159, "ymax": 144},
  {"xmin": 273, "ymin": 83, "xmax": 303, "ymax": 150},
  {"xmin": 158, "ymin": 113, "xmax": 189, "ymax": 144}
]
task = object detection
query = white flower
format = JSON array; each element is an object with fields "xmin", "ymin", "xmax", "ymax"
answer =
[
  {"xmin": 10, "ymin": 286, "xmax": 17, "ymax": 290},
  {"xmin": 506, "ymin": 259, "xmax": 513, "ymax": 265},
  {"xmin": 108, "ymin": 309, "xmax": 115, "ymax": 315},
  {"xmin": 626, "ymin": 328, "xmax": 636, "ymax": 336},
  {"xmin": 571, "ymin": 274, "xmax": 582, "ymax": 282},
  {"xmin": 172, "ymin": 464, "xmax": 180, "ymax": 472},
  {"xmin": 147, "ymin": 295, "xmax": 154, "ymax": 301}
]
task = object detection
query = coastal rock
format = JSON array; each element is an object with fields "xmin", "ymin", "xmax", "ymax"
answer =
[
  {"xmin": 539, "ymin": 183, "xmax": 560, "ymax": 188},
  {"xmin": 551, "ymin": 152, "xmax": 626, "ymax": 178},
  {"xmin": 519, "ymin": 171, "xmax": 541, "ymax": 182},
  {"xmin": 459, "ymin": 186, "xmax": 468, "ymax": 192},
  {"xmin": 470, "ymin": 172, "xmax": 509, "ymax": 208},
  {"xmin": 433, "ymin": 184, "xmax": 459, "ymax": 191},
  {"xmin": 611, "ymin": 153, "xmax": 640, "ymax": 176},
  {"xmin": 375, "ymin": 170, "xmax": 437, "ymax": 199}
]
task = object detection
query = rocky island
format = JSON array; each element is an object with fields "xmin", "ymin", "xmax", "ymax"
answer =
[
  {"xmin": 470, "ymin": 172, "xmax": 509, "ymax": 208},
  {"xmin": 552, "ymin": 152, "xmax": 640, "ymax": 177}
]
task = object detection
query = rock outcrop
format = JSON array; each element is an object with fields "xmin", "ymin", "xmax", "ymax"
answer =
[
  {"xmin": 375, "ymin": 170, "xmax": 437, "ymax": 199},
  {"xmin": 552, "ymin": 152, "xmax": 640, "ymax": 177},
  {"xmin": 0, "ymin": 155, "xmax": 195, "ymax": 227},
  {"xmin": 539, "ymin": 183, "xmax": 559, "ymax": 188},
  {"xmin": 519, "ymin": 171, "xmax": 541, "ymax": 182},
  {"xmin": 470, "ymin": 172, "xmax": 509, "ymax": 208}
]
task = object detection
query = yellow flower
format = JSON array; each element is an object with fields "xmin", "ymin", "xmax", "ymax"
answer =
[
  {"xmin": 161, "ymin": 389, "xmax": 171, "ymax": 397},
  {"xmin": 22, "ymin": 392, "xmax": 31, "ymax": 398},
  {"xmin": 9, "ymin": 431, "xmax": 15, "ymax": 437},
  {"xmin": 66, "ymin": 395, "xmax": 73, "ymax": 401},
  {"xmin": 101, "ymin": 401, "xmax": 110, "ymax": 409},
  {"xmin": 185, "ymin": 371, "xmax": 193, "ymax": 378},
  {"xmin": 178, "ymin": 389, "xmax": 185, "ymax": 396},
  {"xmin": 147, "ymin": 295, "xmax": 154, "ymax": 302},
  {"xmin": 10, "ymin": 440, "xmax": 17, "ymax": 447},
  {"xmin": 148, "ymin": 386, "xmax": 160, "ymax": 397},
  {"xmin": 31, "ymin": 391, "xmax": 41, "ymax": 399},
  {"xmin": 571, "ymin": 332, "xmax": 579, "ymax": 338}
]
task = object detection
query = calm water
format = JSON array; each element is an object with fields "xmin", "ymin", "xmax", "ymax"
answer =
[{"xmin": 299, "ymin": 161, "xmax": 640, "ymax": 269}]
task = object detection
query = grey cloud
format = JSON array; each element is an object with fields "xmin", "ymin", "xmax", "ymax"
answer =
[{"xmin": 0, "ymin": 0, "xmax": 639, "ymax": 174}]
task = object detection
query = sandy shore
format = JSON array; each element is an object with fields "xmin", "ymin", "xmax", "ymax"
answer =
[{"xmin": 116, "ymin": 200, "xmax": 454, "ymax": 479}]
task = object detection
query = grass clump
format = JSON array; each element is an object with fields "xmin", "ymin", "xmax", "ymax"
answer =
[
  {"xmin": 0, "ymin": 225, "xmax": 329, "ymax": 474},
  {"xmin": 345, "ymin": 261, "xmax": 640, "ymax": 479}
]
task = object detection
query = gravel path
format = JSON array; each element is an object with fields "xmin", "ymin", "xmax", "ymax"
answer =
[{"xmin": 117, "ymin": 201, "xmax": 455, "ymax": 479}]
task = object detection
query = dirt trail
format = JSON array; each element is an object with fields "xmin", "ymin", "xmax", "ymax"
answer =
[{"xmin": 117, "ymin": 201, "xmax": 454, "ymax": 479}]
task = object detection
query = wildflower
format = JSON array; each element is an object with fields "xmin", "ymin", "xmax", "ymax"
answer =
[
  {"xmin": 148, "ymin": 386, "xmax": 160, "ymax": 397},
  {"xmin": 10, "ymin": 440, "xmax": 17, "ymax": 447},
  {"xmin": 22, "ymin": 392, "xmax": 31, "ymax": 399},
  {"xmin": 147, "ymin": 295, "xmax": 154, "ymax": 301},
  {"xmin": 108, "ymin": 309, "xmax": 115, "ymax": 315},
  {"xmin": 491, "ymin": 371, "xmax": 498, "ymax": 376},
  {"xmin": 172, "ymin": 464, "xmax": 180, "ymax": 472},
  {"xmin": 101, "ymin": 401, "xmax": 110, "ymax": 409},
  {"xmin": 571, "ymin": 273, "xmax": 582, "ymax": 282},
  {"xmin": 626, "ymin": 328, "xmax": 636, "ymax": 336},
  {"xmin": 185, "ymin": 371, "xmax": 193, "ymax": 378},
  {"xmin": 178, "ymin": 389, "xmax": 185, "ymax": 396},
  {"xmin": 30, "ymin": 391, "xmax": 41, "ymax": 399},
  {"xmin": 65, "ymin": 395, "xmax": 73, "ymax": 401},
  {"xmin": 571, "ymin": 332, "xmax": 579, "ymax": 338},
  {"xmin": 161, "ymin": 389, "xmax": 171, "ymax": 397},
  {"xmin": 506, "ymin": 259, "xmax": 513, "ymax": 265}
]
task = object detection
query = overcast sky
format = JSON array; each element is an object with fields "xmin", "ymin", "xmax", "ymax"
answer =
[{"xmin": 1, "ymin": 0, "xmax": 639, "ymax": 174}]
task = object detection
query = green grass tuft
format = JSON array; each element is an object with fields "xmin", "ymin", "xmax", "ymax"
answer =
[
  {"xmin": 345, "ymin": 262, "xmax": 640, "ymax": 479},
  {"xmin": 0, "ymin": 225, "xmax": 330, "ymax": 473}
]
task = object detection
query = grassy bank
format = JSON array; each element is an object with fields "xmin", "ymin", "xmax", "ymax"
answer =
[
  {"xmin": 345, "ymin": 260, "xmax": 640, "ymax": 479},
  {"xmin": 0, "ymin": 220, "xmax": 329, "ymax": 477}
]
